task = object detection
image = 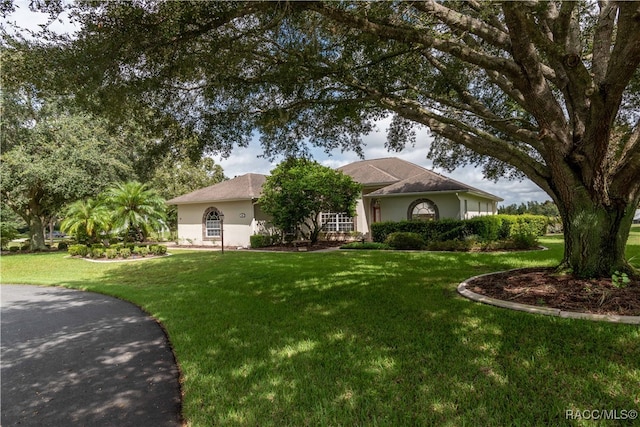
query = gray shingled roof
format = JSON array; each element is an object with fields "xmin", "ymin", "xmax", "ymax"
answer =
[
  {"xmin": 340, "ymin": 158, "xmax": 502, "ymax": 201},
  {"xmin": 167, "ymin": 158, "xmax": 502, "ymax": 204},
  {"xmin": 337, "ymin": 157, "xmax": 428, "ymax": 185},
  {"xmin": 167, "ymin": 173, "xmax": 267, "ymax": 204},
  {"xmin": 366, "ymin": 170, "xmax": 503, "ymax": 201}
]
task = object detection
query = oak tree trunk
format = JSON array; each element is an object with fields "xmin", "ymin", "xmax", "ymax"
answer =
[
  {"xmin": 556, "ymin": 193, "xmax": 637, "ymax": 279},
  {"xmin": 29, "ymin": 215, "xmax": 47, "ymax": 251}
]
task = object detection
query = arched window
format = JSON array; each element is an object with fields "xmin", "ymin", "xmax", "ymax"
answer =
[
  {"xmin": 408, "ymin": 199, "xmax": 439, "ymax": 221},
  {"xmin": 203, "ymin": 207, "xmax": 222, "ymax": 239}
]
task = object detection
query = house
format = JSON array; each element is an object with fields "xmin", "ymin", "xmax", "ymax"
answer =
[
  {"xmin": 167, "ymin": 173, "xmax": 270, "ymax": 247},
  {"xmin": 167, "ymin": 157, "xmax": 503, "ymax": 247},
  {"xmin": 338, "ymin": 158, "xmax": 503, "ymax": 237},
  {"xmin": 634, "ymin": 209, "xmax": 640, "ymax": 224}
]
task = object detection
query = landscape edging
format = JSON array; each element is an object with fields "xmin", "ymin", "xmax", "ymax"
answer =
[{"xmin": 457, "ymin": 269, "xmax": 640, "ymax": 324}]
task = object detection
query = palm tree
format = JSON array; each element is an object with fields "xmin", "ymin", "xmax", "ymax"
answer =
[
  {"xmin": 105, "ymin": 181, "xmax": 167, "ymax": 242},
  {"xmin": 60, "ymin": 198, "xmax": 111, "ymax": 244}
]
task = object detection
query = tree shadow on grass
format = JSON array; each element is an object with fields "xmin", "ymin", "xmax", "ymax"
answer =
[{"xmin": 68, "ymin": 250, "xmax": 639, "ymax": 426}]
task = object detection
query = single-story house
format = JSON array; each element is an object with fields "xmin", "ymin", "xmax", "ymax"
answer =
[
  {"xmin": 634, "ymin": 209, "xmax": 640, "ymax": 224},
  {"xmin": 167, "ymin": 157, "xmax": 503, "ymax": 247}
]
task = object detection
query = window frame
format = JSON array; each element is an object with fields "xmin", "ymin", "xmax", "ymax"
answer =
[
  {"xmin": 407, "ymin": 198, "xmax": 439, "ymax": 221},
  {"xmin": 202, "ymin": 207, "xmax": 222, "ymax": 240},
  {"xmin": 320, "ymin": 212, "xmax": 355, "ymax": 232}
]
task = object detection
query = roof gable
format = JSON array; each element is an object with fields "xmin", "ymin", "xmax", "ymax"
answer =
[
  {"xmin": 167, "ymin": 173, "xmax": 267, "ymax": 204},
  {"xmin": 337, "ymin": 157, "xmax": 428, "ymax": 185},
  {"xmin": 366, "ymin": 170, "xmax": 503, "ymax": 201}
]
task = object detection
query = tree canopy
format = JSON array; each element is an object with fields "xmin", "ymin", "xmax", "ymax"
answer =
[
  {"xmin": 0, "ymin": 90, "xmax": 132, "ymax": 249},
  {"xmin": 8, "ymin": 0, "xmax": 640, "ymax": 277},
  {"xmin": 259, "ymin": 158, "xmax": 361, "ymax": 244}
]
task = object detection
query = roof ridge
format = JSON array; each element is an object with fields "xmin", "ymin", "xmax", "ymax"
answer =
[{"xmin": 366, "ymin": 163, "xmax": 402, "ymax": 182}]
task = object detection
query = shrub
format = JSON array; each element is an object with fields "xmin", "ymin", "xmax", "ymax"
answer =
[
  {"xmin": 105, "ymin": 248, "xmax": 118, "ymax": 259},
  {"xmin": 110, "ymin": 243, "xmax": 124, "ymax": 251},
  {"xmin": 510, "ymin": 221, "xmax": 540, "ymax": 249},
  {"xmin": 68, "ymin": 244, "xmax": 89, "ymax": 257},
  {"xmin": 20, "ymin": 242, "xmax": 30, "ymax": 251},
  {"xmin": 427, "ymin": 239, "xmax": 474, "ymax": 251},
  {"xmin": 9, "ymin": 246, "xmax": 19, "ymax": 253},
  {"xmin": 250, "ymin": 234, "xmax": 275, "ymax": 248},
  {"xmin": 466, "ymin": 216, "xmax": 503, "ymax": 241},
  {"xmin": 133, "ymin": 246, "xmax": 149, "ymax": 257},
  {"xmin": 340, "ymin": 242, "xmax": 390, "ymax": 250},
  {"xmin": 385, "ymin": 232, "xmax": 426, "ymax": 250},
  {"xmin": 57, "ymin": 241, "xmax": 68, "ymax": 251},
  {"xmin": 496, "ymin": 214, "xmax": 548, "ymax": 238},
  {"xmin": 0, "ymin": 222, "xmax": 19, "ymax": 250},
  {"xmin": 149, "ymin": 244, "xmax": 167, "ymax": 256},
  {"xmin": 91, "ymin": 248, "xmax": 106, "ymax": 258},
  {"xmin": 436, "ymin": 225, "xmax": 469, "ymax": 242},
  {"xmin": 119, "ymin": 248, "xmax": 131, "ymax": 259}
]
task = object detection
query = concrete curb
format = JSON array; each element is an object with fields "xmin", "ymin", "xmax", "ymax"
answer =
[{"xmin": 457, "ymin": 270, "xmax": 640, "ymax": 324}]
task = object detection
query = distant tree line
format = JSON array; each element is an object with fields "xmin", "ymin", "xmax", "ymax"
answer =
[{"xmin": 498, "ymin": 201, "xmax": 559, "ymax": 217}]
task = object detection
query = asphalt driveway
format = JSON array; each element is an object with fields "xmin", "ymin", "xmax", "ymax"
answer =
[{"xmin": 1, "ymin": 285, "xmax": 181, "ymax": 426}]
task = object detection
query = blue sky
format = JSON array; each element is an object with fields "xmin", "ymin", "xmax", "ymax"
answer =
[{"xmin": 3, "ymin": 1, "xmax": 549, "ymax": 206}]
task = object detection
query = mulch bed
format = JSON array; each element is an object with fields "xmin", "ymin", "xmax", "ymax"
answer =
[
  {"xmin": 467, "ymin": 267, "xmax": 640, "ymax": 316},
  {"xmin": 249, "ymin": 241, "xmax": 346, "ymax": 252}
]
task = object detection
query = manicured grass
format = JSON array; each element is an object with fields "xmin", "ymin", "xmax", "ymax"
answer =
[{"xmin": 1, "ymin": 235, "xmax": 639, "ymax": 426}]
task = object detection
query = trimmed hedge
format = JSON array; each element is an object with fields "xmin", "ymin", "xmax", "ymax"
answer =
[
  {"xmin": 68, "ymin": 243, "xmax": 168, "ymax": 258},
  {"xmin": 371, "ymin": 214, "xmax": 548, "ymax": 244},
  {"xmin": 250, "ymin": 234, "xmax": 279, "ymax": 248},
  {"xmin": 384, "ymin": 232, "xmax": 426, "ymax": 250}
]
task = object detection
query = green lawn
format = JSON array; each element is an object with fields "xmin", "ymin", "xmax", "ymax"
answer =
[{"xmin": 2, "ymin": 232, "xmax": 639, "ymax": 426}]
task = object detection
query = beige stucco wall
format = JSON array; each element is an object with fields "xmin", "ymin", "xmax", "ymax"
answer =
[
  {"xmin": 357, "ymin": 193, "xmax": 498, "ymax": 237},
  {"xmin": 176, "ymin": 201, "xmax": 256, "ymax": 247},
  {"xmin": 460, "ymin": 194, "xmax": 498, "ymax": 219},
  {"xmin": 374, "ymin": 194, "xmax": 462, "ymax": 222}
]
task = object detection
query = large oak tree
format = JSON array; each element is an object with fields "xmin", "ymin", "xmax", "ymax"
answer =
[{"xmin": 16, "ymin": 1, "xmax": 640, "ymax": 277}]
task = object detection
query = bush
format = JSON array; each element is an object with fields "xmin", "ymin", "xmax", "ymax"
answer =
[
  {"xmin": 149, "ymin": 244, "xmax": 167, "ymax": 256},
  {"xmin": 436, "ymin": 225, "xmax": 469, "ymax": 242},
  {"xmin": 110, "ymin": 243, "xmax": 124, "ymax": 251},
  {"xmin": 119, "ymin": 248, "xmax": 131, "ymax": 259},
  {"xmin": 510, "ymin": 221, "xmax": 540, "ymax": 249},
  {"xmin": 9, "ymin": 246, "xmax": 19, "ymax": 253},
  {"xmin": 133, "ymin": 246, "xmax": 149, "ymax": 257},
  {"xmin": 466, "ymin": 216, "xmax": 503, "ymax": 241},
  {"xmin": 385, "ymin": 232, "xmax": 426, "ymax": 250},
  {"xmin": 340, "ymin": 242, "xmax": 391, "ymax": 250},
  {"xmin": 0, "ymin": 222, "xmax": 19, "ymax": 250},
  {"xmin": 105, "ymin": 248, "xmax": 118, "ymax": 259},
  {"xmin": 91, "ymin": 248, "xmax": 105, "ymax": 258},
  {"xmin": 68, "ymin": 244, "xmax": 89, "ymax": 257},
  {"xmin": 427, "ymin": 239, "xmax": 474, "ymax": 251},
  {"xmin": 496, "ymin": 214, "xmax": 548, "ymax": 238},
  {"xmin": 250, "ymin": 234, "xmax": 274, "ymax": 248},
  {"xmin": 57, "ymin": 241, "xmax": 68, "ymax": 251},
  {"xmin": 371, "ymin": 219, "xmax": 466, "ymax": 243}
]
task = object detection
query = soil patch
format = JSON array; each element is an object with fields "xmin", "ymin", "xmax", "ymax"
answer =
[{"xmin": 467, "ymin": 267, "xmax": 640, "ymax": 316}]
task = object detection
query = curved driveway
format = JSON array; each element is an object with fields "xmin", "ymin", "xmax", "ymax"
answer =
[{"xmin": 1, "ymin": 285, "xmax": 181, "ymax": 426}]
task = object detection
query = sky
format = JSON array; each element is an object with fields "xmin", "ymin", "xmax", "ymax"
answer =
[{"xmin": 3, "ymin": 1, "xmax": 550, "ymax": 207}]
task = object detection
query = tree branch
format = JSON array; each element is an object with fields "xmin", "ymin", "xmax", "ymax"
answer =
[
  {"xmin": 304, "ymin": 2, "xmax": 523, "ymax": 77},
  {"xmin": 411, "ymin": 1, "xmax": 512, "ymax": 51}
]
